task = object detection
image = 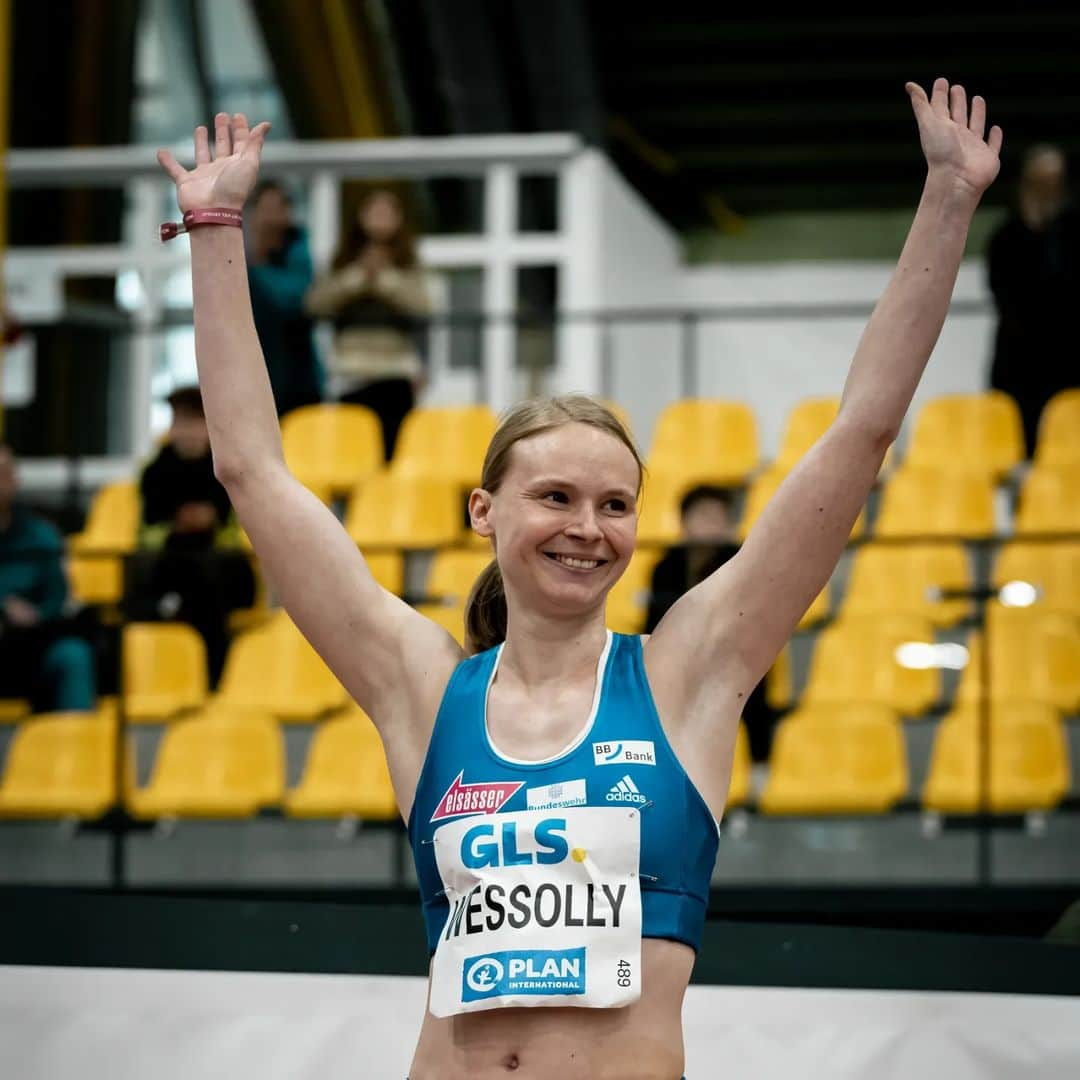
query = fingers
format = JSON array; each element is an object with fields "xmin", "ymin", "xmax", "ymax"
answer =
[
  {"xmin": 232, "ymin": 112, "xmax": 250, "ymax": 151},
  {"xmin": 194, "ymin": 124, "xmax": 210, "ymax": 166},
  {"xmin": 242, "ymin": 120, "xmax": 272, "ymax": 160},
  {"xmin": 969, "ymin": 95, "xmax": 986, "ymax": 139},
  {"xmin": 988, "ymin": 125, "xmax": 1004, "ymax": 156},
  {"xmin": 905, "ymin": 81, "xmax": 930, "ymax": 120},
  {"xmin": 156, "ymin": 148, "xmax": 188, "ymax": 183},
  {"xmin": 949, "ymin": 84, "xmax": 967, "ymax": 126},
  {"xmin": 214, "ymin": 112, "xmax": 232, "ymax": 159},
  {"xmin": 930, "ymin": 76, "xmax": 949, "ymax": 118}
]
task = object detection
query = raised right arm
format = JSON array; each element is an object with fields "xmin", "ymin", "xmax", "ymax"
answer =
[{"xmin": 157, "ymin": 114, "xmax": 462, "ymax": 759}]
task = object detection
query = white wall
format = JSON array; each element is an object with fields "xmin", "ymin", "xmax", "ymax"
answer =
[
  {"xmin": 678, "ymin": 261, "xmax": 996, "ymax": 460},
  {"xmin": 558, "ymin": 159, "xmax": 998, "ymax": 457},
  {"xmin": 4, "ymin": 965, "xmax": 1078, "ymax": 1079}
]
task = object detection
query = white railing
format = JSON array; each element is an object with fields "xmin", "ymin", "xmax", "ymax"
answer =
[{"xmin": 5, "ymin": 133, "xmax": 636, "ymax": 487}]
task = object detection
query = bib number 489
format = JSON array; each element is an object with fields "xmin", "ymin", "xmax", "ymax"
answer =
[{"xmin": 616, "ymin": 959, "xmax": 632, "ymax": 988}]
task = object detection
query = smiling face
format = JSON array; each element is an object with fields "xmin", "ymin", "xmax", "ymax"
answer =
[{"xmin": 470, "ymin": 422, "xmax": 640, "ymax": 620}]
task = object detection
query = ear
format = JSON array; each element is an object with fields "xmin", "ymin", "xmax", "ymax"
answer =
[{"xmin": 468, "ymin": 488, "xmax": 495, "ymax": 538}]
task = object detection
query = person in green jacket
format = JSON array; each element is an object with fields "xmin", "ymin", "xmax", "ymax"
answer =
[{"xmin": 0, "ymin": 446, "xmax": 95, "ymax": 712}]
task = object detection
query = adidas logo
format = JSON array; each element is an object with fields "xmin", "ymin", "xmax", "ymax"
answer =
[{"xmin": 606, "ymin": 774, "xmax": 647, "ymax": 805}]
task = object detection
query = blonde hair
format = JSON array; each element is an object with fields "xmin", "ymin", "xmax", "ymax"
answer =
[{"xmin": 465, "ymin": 395, "xmax": 643, "ymax": 654}]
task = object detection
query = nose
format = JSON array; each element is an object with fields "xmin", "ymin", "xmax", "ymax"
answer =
[{"xmin": 565, "ymin": 504, "xmax": 603, "ymax": 543}]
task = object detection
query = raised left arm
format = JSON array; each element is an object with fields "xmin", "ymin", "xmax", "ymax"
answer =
[{"xmin": 647, "ymin": 79, "xmax": 1003, "ymax": 712}]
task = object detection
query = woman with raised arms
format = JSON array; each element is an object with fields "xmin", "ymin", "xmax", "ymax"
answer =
[{"xmin": 157, "ymin": 77, "xmax": 1001, "ymax": 1079}]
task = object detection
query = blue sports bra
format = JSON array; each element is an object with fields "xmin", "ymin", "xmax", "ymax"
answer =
[{"xmin": 408, "ymin": 631, "xmax": 719, "ymax": 955}]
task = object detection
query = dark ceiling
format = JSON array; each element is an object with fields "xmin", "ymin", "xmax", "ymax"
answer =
[
  {"xmin": 385, "ymin": 3, "xmax": 1080, "ymax": 232},
  {"xmin": 585, "ymin": 7, "xmax": 1080, "ymax": 226}
]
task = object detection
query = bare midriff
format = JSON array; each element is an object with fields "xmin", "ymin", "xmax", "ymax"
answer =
[{"xmin": 407, "ymin": 937, "xmax": 693, "ymax": 1080}]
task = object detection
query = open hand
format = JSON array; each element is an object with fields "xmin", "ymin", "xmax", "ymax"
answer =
[
  {"xmin": 157, "ymin": 113, "xmax": 271, "ymax": 214},
  {"xmin": 906, "ymin": 79, "xmax": 1003, "ymax": 199}
]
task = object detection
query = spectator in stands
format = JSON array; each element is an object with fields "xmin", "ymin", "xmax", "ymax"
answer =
[
  {"xmin": 245, "ymin": 180, "xmax": 324, "ymax": 417},
  {"xmin": 645, "ymin": 485, "xmax": 777, "ymax": 761},
  {"xmin": 987, "ymin": 144, "xmax": 1080, "ymax": 456},
  {"xmin": 124, "ymin": 387, "xmax": 254, "ymax": 686},
  {"xmin": 0, "ymin": 445, "xmax": 96, "ymax": 712},
  {"xmin": 305, "ymin": 187, "xmax": 430, "ymax": 460}
]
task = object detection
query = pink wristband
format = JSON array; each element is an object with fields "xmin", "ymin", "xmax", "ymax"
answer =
[{"xmin": 160, "ymin": 207, "xmax": 243, "ymax": 242}]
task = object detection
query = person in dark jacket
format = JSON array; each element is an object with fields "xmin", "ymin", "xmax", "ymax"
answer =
[
  {"xmin": 987, "ymin": 144, "xmax": 1080, "ymax": 455},
  {"xmin": 124, "ymin": 387, "xmax": 254, "ymax": 685},
  {"xmin": 645, "ymin": 485, "xmax": 777, "ymax": 761},
  {"xmin": 246, "ymin": 180, "xmax": 324, "ymax": 417},
  {"xmin": 0, "ymin": 445, "xmax": 96, "ymax": 712}
]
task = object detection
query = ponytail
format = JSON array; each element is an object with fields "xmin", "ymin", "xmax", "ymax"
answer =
[{"xmin": 465, "ymin": 559, "xmax": 507, "ymax": 654}]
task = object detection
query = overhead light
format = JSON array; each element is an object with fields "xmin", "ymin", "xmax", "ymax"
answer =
[
  {"xmin": 895, "ymin": 642, "xmax": 970, "ymax": 670},
  {"xmin": 998, "ymin": 580, "xmax": 1039, "ymax": 608}
]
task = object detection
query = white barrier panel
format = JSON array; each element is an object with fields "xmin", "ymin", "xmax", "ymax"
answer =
[{"xmin": 1, "ymin": 965, "xmax": 1078, "ymax": 1079}]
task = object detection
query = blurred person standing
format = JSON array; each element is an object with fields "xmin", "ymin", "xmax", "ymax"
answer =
[
  {"xmin": 304, "ymin": 188, "xmax": 431, "ymax": 460},
  {"xmin": 987, "ymin": 144, "xmax": 1080, "ymax": 456},
  {"xmin": 645, "ymin": 485, "xmax": 777, "ymax": 761},
  {"xmin": 245, "ymin": 180, "xmax": 324, "ymax": 417},
  {"xmin": 0, "ymin": 446, "xmax": 96, "ymax": 712},
  {"xmin": 125, "ymin": 387, "xmax": 254, "ymax": 686}
]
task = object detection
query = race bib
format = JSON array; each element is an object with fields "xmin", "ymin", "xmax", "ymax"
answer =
[{"xmin": 429, "ymin": 806, "xmax": 642, "ymax": 1017}]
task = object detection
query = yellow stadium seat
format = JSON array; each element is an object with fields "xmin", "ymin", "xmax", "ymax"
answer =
[
  {"xmin": 875, "ymin": 468, "xmax": 996, "ymax": 539},
  {"xmin": 67, "ymin": 481, "xmax": 140, "ymax": 605},
  {"xmin": 215, "ymin": 617, "xmax": 347, "ymax": 720},
  {"xmin": 1015, "ymin": 466, "xmax": 1080, "ymax": 536},
  {"xmin": 765, "ymin": 645, "xmax": 792, "ymax": 711},
  {"xmin": 391, "ymin": 405, "xmax": 498, "ymax": 488},
  {"xmin": 0, "ymin": 700, "xmax": 30, "ymax": 723},
  {"xmin": 841, "ymin": 543, "xmax": 971, "ymax": 627},
  {"xmin": 803, "ymin": 614, "xmax": 939, "ymax": 715},
  {"xmin": 363, "ymin": 550, "xmax": 405, "ymax": 595},
  {"xmin": 281, "ymin": 403, "xmax": 384, "ymax": 502},
  {"xmin": 993, "ymin": 542, "xmax": 1080, "ymax": 617},
  {"xmin": 122, "ymin": 622, "xmax": 208, "ymax": 722},
  {"xmin": 922, "ymin": 703, "xmax": 1070, "ymax": 813},
  {"xmin": 776, "ymin": 397, "xmax": 840, "ymax": 471},
  {"xmin": 345, "ymin": 470, "xmax": 463, "ymax": 549},
  {"xmin": 128, "ymin": 709, "xmax": 284, "ymax": 819},
  {"xmin": 725, "ymin": 723, "xmax": 752, "ymax": 810},
  {"xmin": 904, "ymin": 392, "xmax": 1024, "ymax": 479},
  {"xmin": 737, "ymin": 465, "xmax": 865, "ymax": 544},
  {"xmin": 0, "ymin": 712, "xmax": 116, "ymax": 819},
  {"xmin": 646, "ymin": 399, "xmax": 759, "ymax": 487},
  {"xmin": 774, "ymin": 396, "xmax": 895, "ymax": 474},
  {"xmin": 636, "ymin": 472, "xmax": 688, "ymax": 547},
  {"xmin": 426, "ymin": 549, "xmax": 494, "ymax": 603},
  {"xmin": 607, "ymin": 548, "xmax": 664, "ymax": 634},
  {"xmin": 414, "ymin": 602, "xmax": 467, "ymax": 648},
  {"xmin": 1034, "ymin": 388, "xmax": 1080, "ymax": 468},
  {"xmin": 956, "ymin": 605, "xmax": 1080, "ymax": 712},
  {"xmin": 284, "ymin": 707, "xmax": 398, "ymax": 820},
  {"xmin": 759, "ymin": 705, "xmax": 908, "ymax": 814}
]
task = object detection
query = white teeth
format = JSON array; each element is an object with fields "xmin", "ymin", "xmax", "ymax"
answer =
[{"xmin": 552, "ymin": 554, "xmax": 600, "ymax": 569}]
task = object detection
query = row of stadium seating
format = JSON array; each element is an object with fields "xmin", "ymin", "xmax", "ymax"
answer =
[
  {"xmin": 6, "ymin": 539, "xmax": 1079, "ymax": 731},
  {"xmin": 277, "ymin": 387, "xmax": 1079, "ymax": 497},
  {"xmin": 62, "ymin": 455, "xmax": 1080, "ymax": 611},
  {"xmin": 0, "ymin": 697, "xmax": 1068, "ymax": 820},
  {"xmin": 4, "ymin": 537, "xmax": 1078, "ymax": 727}
]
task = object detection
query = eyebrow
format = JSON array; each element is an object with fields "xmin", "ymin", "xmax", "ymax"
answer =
[{"xmin": 527, "ymin": 478, "xmax": 638, "ymax": 500}]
